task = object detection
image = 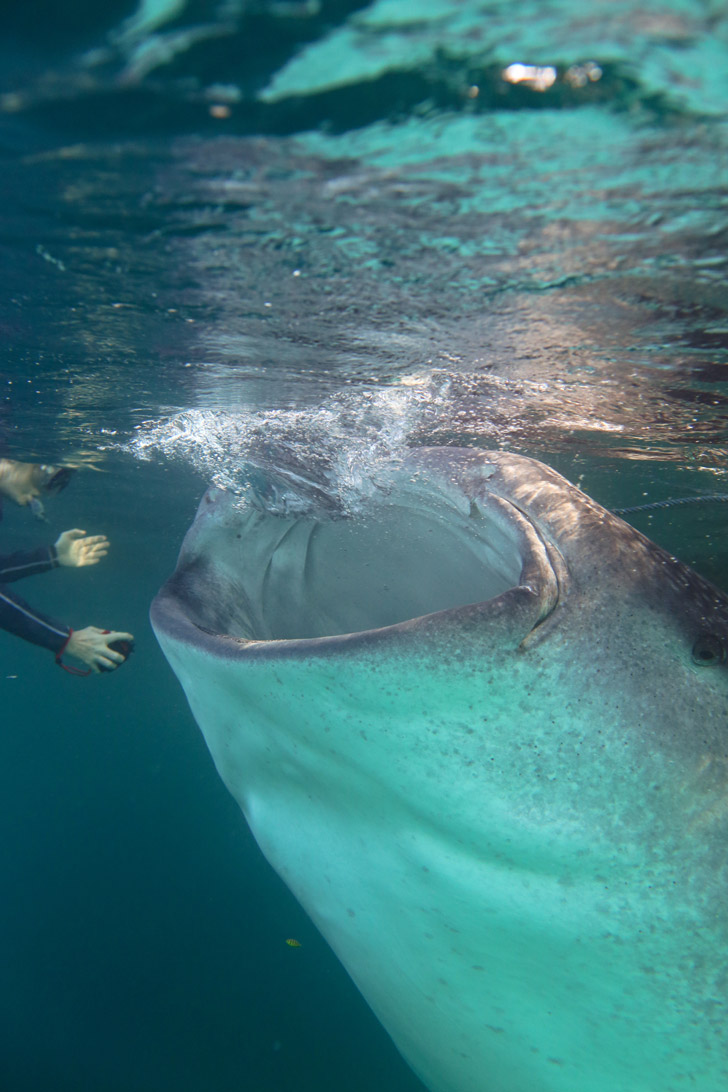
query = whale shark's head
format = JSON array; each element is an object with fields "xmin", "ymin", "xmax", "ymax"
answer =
[{"xmin": 152, "ymin": 448, "xmax": 728, "ymax": 1092}]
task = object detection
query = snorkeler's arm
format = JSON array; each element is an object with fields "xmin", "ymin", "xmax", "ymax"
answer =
[
  {"xmin": 0, "ymin": 545, "xmax": 60, "ymax": 584},
  {"xmin": 0, "ymin": 533, "xmax": 109, "ymax": 582},
  {"xmin": 0, "ymin": 582, "xmax": 70, "ymax": 652},
  {"xmin": 0, "ymin": 586, "xmax": 133, "ymax": 671}
]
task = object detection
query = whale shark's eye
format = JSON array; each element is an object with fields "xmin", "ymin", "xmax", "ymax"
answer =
[{"xmin": 692, "ymin": 634, "xmax": 726, "ymax": 666}]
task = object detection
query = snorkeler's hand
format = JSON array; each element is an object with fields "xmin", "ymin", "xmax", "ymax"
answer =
[
  {"xmin": 55, "ymin": 529, "xmax": 110, "ymax": 567},
  {"xmin": 65, "ymin": 627, "xmax": 134, "ymax": 673}
]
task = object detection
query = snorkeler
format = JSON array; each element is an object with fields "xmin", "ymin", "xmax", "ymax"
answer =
[{"xmin": 0, "ymin": 458, "xmax": 134, "ymax": 674}]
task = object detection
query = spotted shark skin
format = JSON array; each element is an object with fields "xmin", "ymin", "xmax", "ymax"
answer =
[{"xmin": 152, "ymin": 448, "xmax": 728, "ymax": 1092}]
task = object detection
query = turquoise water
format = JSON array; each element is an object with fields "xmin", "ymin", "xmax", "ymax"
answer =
[{"xmin": 0, "ymin": 2, "xmax": 727, "ymax": 1089}]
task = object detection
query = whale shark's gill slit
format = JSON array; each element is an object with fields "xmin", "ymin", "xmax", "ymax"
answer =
[
  {"xmin": 302, "ymin": 521, "xmax": 319, "ymax": 589},
  {"xmin": 259, "ymin": 550, "xmax": 276, "ymax": 642}
]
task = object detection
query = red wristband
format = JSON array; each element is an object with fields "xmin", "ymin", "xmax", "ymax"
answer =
[
  {"xmin": 55, "ymin": 628, "xmax": 73, "ymax": 664},
  {"xmin": 55, "ymin": 628, "xmax": 92, "ymax": 677}
]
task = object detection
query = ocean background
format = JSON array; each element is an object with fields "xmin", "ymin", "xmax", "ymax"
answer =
[{"xmin": 0, "ymin": 1, "xmax": 727, "ymax": 1089}]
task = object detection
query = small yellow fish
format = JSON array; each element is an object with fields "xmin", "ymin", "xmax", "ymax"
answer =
[{"xmin": 285, "ymin": 938, "xmax": 302, "ymax": 948}]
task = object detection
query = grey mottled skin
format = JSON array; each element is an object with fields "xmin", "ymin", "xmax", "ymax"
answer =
[{"xmin": 153, "ymin": 449, "xmax": 728, "ymax": 1092}]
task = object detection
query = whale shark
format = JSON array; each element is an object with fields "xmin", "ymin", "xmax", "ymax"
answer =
[{"xmin": 151, "ymin": 447, "xmax": 728, "ymax": 1092}]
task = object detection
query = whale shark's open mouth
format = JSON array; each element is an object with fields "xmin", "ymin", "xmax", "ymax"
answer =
[{"xmin": 156, "ymin": 453, "xmax": 564, "ymax": 649}]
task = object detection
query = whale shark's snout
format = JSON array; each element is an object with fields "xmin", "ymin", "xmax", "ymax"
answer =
[{"xmin": 152, "ymin": 448, "xmax": 728, "ymax": 1092}]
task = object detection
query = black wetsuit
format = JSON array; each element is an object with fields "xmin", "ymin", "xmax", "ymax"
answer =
[{"xmin": 0, "ymin": 545, "xmax": 71, "ymax": 655}]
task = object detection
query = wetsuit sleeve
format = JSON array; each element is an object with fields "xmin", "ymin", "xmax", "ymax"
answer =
[
  {"xmin": 0, "ymin": 545, "xmax": 59, "ymax": 583},
  {"xmin": 0, "ymin": 583, "xmax": 71, "ymax": 653}
]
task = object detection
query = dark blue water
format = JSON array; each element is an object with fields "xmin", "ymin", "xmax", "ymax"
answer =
[{"xmin": 1, "ymin": 2, "xmax": 727, "ymax": 1089}]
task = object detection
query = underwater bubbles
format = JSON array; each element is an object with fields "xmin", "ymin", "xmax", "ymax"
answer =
[{"xmin": 123, "ymin": 376, "xmax": 446, "ymax": 515}]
